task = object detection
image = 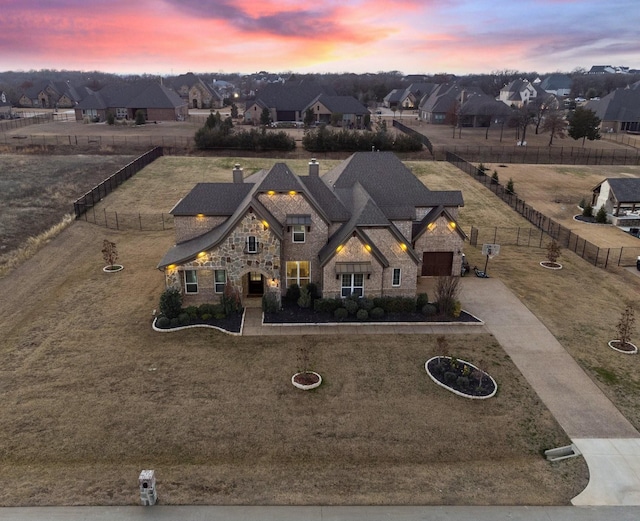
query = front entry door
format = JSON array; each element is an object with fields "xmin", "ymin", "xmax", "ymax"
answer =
[{"xmin": 248, "ymin": 272, "xmax": 264, "ymax": 295}]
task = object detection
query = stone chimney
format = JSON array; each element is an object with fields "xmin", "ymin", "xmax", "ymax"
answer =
[
  {"xmin": 308, "ymin": 158, "xmax": 319, "ymax": 177},
  {"xmin": 233, "ymin": 163, "xmax": 243, "ymax": 183}
]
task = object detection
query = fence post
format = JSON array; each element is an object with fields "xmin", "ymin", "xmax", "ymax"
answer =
[
  {"xmin": 115, "ymin": 212, "xmax": 119, "ymax": 230},
  {"xmin": 604, "ymin": 248, "xmax": 610, "ymax": 269},
  {"xmin": 139, "ymin": 213, "xmax": 142, "ymax": 230},
  {"xmin": 161, "ymin": 213, "xmax": 165, "ymax": 231},
  {"xmin": 618, "ymin": 247, "xmax": 623, "ymax": 266},
  {"xmin": 104, "ymin": 208, "xmax": 108, "ymax": 229},
  {"xmin": 594, "ymin": 247, "xmax": 599, "ymax": 266}
]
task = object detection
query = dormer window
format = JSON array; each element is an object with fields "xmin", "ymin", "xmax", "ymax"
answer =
[{"xmin": 292, "ymin": 225, "xmax": 305, "ymax": 243}]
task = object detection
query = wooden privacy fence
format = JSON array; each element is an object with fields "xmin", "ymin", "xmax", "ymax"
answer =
[
  {"xmin": 447, "ymin": 152, "xmax": 640, "ymax": 268},
  {"xmin": 73, "ymin": 147, "xmax": 164, "ymax": 219}
]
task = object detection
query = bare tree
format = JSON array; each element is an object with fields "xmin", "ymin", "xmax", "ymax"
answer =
[
  {"xmin": 102, "ymin": 239, "xmax": 118, "ymax": 268},
  {"xmin": 541, "ymin": 110, "xmax": 567, "ymax": 146}
]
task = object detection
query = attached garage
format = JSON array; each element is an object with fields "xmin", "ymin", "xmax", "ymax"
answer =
[{"xmin": 421, "ymin": 252, "xmax": 453, "ymax": 276}]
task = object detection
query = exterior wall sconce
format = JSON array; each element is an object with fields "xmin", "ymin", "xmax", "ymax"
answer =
[
  {"xmin": 364, "ymin": 244, "xmax": 372, "ymax": 252},
  {"xmin": 448, "ymin": 221, "xmax": 457, "ymax": 232},
  {"xmin": 427, "ymin": 222, "xmax": 436, "ymax": 231},
  {"xmin": 288, "ymin": 190, "xmax": 296, "ymax": 196},
  {"xmin": 336, "ymin": 245, "xmax": 343, "ymax": 253},
  {"xmin": 262, "ymin": 220, "xmax": 269, "ymax": 229},
  {"xmin": 267, "ymin": 190, "xmax": 276, "ymax": 196},
  {"xmin": 400, "ymin": 243, "xmax": 407, "ymax": 251}
]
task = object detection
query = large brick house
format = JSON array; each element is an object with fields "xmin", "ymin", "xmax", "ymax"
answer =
[{"xmin": 158, "ymin": 152, "xmax": 465, "ymax": 305}]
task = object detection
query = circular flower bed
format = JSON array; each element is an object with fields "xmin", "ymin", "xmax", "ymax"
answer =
[
  {"xmin": 103, "ymin": 264, "xmax": 124, "ymax": 273},
  {"xmin": 608, "ymin": 340, "xmax": 638, "ymax": 355},
  {"xmin": 540, "ymin": 261, "xmax": 562, "ymax": 270},
  {"xmin": 425, "ymin": 356, "xmax": 497, "ymax": 399},
  {"xmin": 292, "ymin": 371, "xmax": 322, "ymax": 390}
]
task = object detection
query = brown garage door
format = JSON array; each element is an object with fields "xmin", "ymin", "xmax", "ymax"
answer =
[{"xmin": 422, "ymin": 252, "xmax": 453, "ymax": 276}]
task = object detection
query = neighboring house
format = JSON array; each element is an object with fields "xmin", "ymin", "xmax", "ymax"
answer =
[
  {"xmin": 384, "ymin": 83, "xmax": 437, "ymax": 110},
  {"xmin": 74, "ymin": 82, "xmax": 188, "ymax": 122},
  {"xmin": 244, "ymin": 83, "xmax": 337, "ymax": 124},
  {"xmin": 585, "ymin": 88, "xmax": 640, "ymax": 133},
  {"xmin": 592, "ymin": 178, "xmax": 640, "ymax": 227},
  {"xmin": 588, "ymin": 66, "xmax": 617, "ymax": 75},
  {"xmin": 0, "ymin": 91, "xmax": 12, "ymax": 117},
  {"xmin": 169, "ymin": 73, "xmax": 223, "ymax": 109},
  {"xmin": 304, "ymin": 94, "xmax": 369, "ymax": 128},
  {"xmin": 18, "ymin": 81, "xmax": 85, "ymax": 108},
  {"xmin": 418, "ymin": 83, "xmax": 509, "ymax": 127},
  {"xmin": 498, "ymin": 79, "xmax": 538, "ymax": 108},
  {"xmin": 539, "ymin": 74, "xmax": 573, "ymax": 97},
  {"xmin": 158, "ymin": 152, "xmax": 465, "ymax": 305}
]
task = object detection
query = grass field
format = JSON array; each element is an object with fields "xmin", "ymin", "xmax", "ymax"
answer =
[{"xmin": 4, "ymin": 152, "xmax": 640, "ymax": 505}]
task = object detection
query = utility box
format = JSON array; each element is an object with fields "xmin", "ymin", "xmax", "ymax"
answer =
[{"xmin": 139, "ymin": 470, "xmax": 157, "ymax": 506}]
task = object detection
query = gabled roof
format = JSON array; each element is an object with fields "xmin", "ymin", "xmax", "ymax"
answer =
[
  {"xmin": 322, "ymin": 151, "xmax": 463, "ymax": 219},
  {"xmin": 460, "ymin": 92, "xmax": 512, "ymax": 117},
  {"xmin": 586, "ymin": 88, "xmax": 640, "ymax": 123},
  {"xmin": 254, "ymin": 83, "xmax": 336, "ymax": 112},
  {"xmin": 412, "ymin": 205, "xmax": 467, "ymax": 242},
  {"xmin": 307, "ymin": 94, "xmax": 369, "ymax": 115},
  {"xmin": 594, "ymin": 178, "xmax": 640, "ymax": 203},
  {"xmin": 299, "ymin": 176, "xmax": 350, "ymax": 221},
  {"xmin": 384, "ymin": 89, "xmax": 403, "ymax": 103},
  {"xmin": 170, "ymin": 183, "xmax": 254, "ymax": 216},
  {"xmin": 76, "ymin": 83, "xmax": 186, "ymax": 110},
  {"xmin": 127, "ymin": 83, "xmax": 186, "ymax": 109},
  {"xmin": 539, "ymin": 74, "xmax": 572, "ymax": 92}
]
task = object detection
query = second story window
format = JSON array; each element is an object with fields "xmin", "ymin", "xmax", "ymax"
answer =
[{"xmin": 292, "ymin": 225, "xmax": 305, "ymax": 243}]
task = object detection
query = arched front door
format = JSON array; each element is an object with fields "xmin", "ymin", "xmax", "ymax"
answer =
[{"xmin": 247, "ymin": 272, "xmax": 264, "ymax": 296}]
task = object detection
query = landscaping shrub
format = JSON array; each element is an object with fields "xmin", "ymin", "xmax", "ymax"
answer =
[
  {"xmin": 159, "ymin": 288, "xmax": 183, "ymax": 320},
  {"xmin": 416, "ymin": 293, "xmax": 429, "ymax": 310},
  {"xmin": 262, "ymin": 292, "xmax": 280, "ymax": 313},
  {"xmin": 356, "ymin": 309, "xmax": 369, "ymax": 321},
  {"xmin": 491, "ymin": 170, "xmax": 499, "ymax": 184},
  {"xmin": 286, "ymin": 283, "xmax": 301, "ymax": 303},
  {"xmin": 178, "ymin": 313, "xmax": 191, "ymax": 326},
  {"xmin": 184, "ymin": 305, "xmax": 199, "ymax": 319},
  {"xmin": 199, "ymin": 303, "xmax": 216, "ymax": 317},
  {"xmin": 456, "ymin": 376, "xmax": 470, "ymax": 391},
  {"xmin": 334, "ymin": 307, "xmax": 349, "ymax": 320},
  {"xmin": 444, "ymin": 371, "xmax": 457, "ymax": 385},
  {"xmin": 359, "ymin": 297, "xmax": 374, "ymax": 311},
  {"xmin": 373, "ymin": 296, "xmax": 391, "ymax": 311},
  {"xmin": 156, "ymin": 316, "xmax": 171, "ymax": 328},
  {"xmin": 306, "ymin": 282, "xmax": 320, "ymax": 300},
  {"xmin": 201, "ymin": 313, "xmax": 212, "ymax": 321},
  {"xmin": 370, "ymin": 307, "xmax": 385, "ymax": 319},
  {"xmin": 297, "ymin": 285, "xmax": 312, "ymax": 308},
  {"xmin": 435, "ymin": 276, "xmax": 460, "ymax": 317},
  {"xmin": 452, "ymin": 300, "xmax": 462, "ymax": 318},
  {"xmin": 314, "ymin": 297, "xmax": 343, "ymax": 314},
  {"xmin": 170, "ymin": 317, "xmax": 180, "ymax": 328},
  {"xmin": 344, "ymin": 299, "xmax": 359, "ymax": 315},
  {"xmin": 422, "ymin": 303, "xmax": 437, "ymax": 317},
  {"xmin": 582, "ymin": 201, "xmax": 593, "ymax": 218},
  {"xmin": 222, "ymin": 280, "xmax": 242, "ymax": 315},
  {"xmin": 385, "ymin": 296, "xmax": 416, "ymax": 313},
  {"xmin": 596, "ymin": 205, "xmax": 608, "ymax": 224}
]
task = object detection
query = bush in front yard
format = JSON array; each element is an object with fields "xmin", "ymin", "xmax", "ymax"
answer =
[
  {"xmin": 359, "ymin": 297, "xmax": 375, "ymax": 311},
  {"xmin": 416, "ymin": 293, "xmax": 429, "ymax": 310},
  {"xmin": 262, "ymin": 292, "xmax": 280, "ymax": 313},
  {"xmin": 344, "ymin": 299, "xmax": 359, "ymax": 315},
  {"xmin": 156, "ymin": 316, "xmax": 171, "ymax": 328},
  {"xmin": 370, "ymin": 307, "xmax": 385, "ymax": 319},
  {"xmin": 159, "ymin": 288, "xmax": 183, "ymax": 319},
  {"xmin": 286, "ymin": 283, "xmax": 301, "ymax": 303},
  {"xmin": 178, "ymin": 313, "xmax": 191, "ymax": 326},
  {"xmin": 334, "ymin": 307, "xmax": 349, "ymax": 320},
  {"xmin": 314, "ymin": 297, "xmax": 343, "ymax": 314},
  {"xmin": 356, "ymin": 309, "xmax": 369, "ymax": 321},
  {"xmin": 422, "ymin": 303, "xmax": 438, "ymax": 317}
]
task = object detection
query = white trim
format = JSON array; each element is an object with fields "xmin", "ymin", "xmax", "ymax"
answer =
[
  {"xmin": 246, "ymin": 235, "xmax": 258, "ymax": 253},
  {"xmin": 341, "ymin": 273, "xmax": 364, "ymax": 298},
  {"xmin": 285, "ymin": 260, "xmax": 310, "ymax": 287},
  {"xmin": 214, "ymin": 269, "xmax": 226, "ymax": 293},
  {"xmin": 292, "ymin": 224, "xmax": 306, "ymax": 243},
  {"xmin": 392, "ymin": 268, "xmax": 401, "ymax": 287},
  {"xmin": 184, "ymin": 269, "xmax": 198, "ymax": 294}
]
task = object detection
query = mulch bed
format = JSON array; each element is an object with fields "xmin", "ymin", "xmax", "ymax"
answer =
[
  {"xmin": 609, "ymin": 340, "xmax": 637, "ymax": 353},
  {"xmin": 264, "ymin": 301, "xmax": 480, "ymax": 324},
  {"xmin": 540, "ymin": 261, "xmax": 562, "ymax": 268},
  {"xmin": 427, "ymin": 357, "xmax": 496, "ymax": 397},
  {"xmin": 155, "ymin": 312, "xmax": 243, "ymax": 334}
]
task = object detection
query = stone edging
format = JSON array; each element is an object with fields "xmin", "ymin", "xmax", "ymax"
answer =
[
  {"xmin": 425, "ymin": 356, "xmax": 497, "ymax": 400},
  {"xmin": 540, "ymin": 261, "xmax": 563, "ymax": 270},
  {"xmin": 261, "ymin": 309, "xmax": 484, "ymax": 327},
  {"xmin": 103, "ymin": 265, "xmax": 124, "ymax": 273},
  {"xmin": 291, "ymin": 371, "xmax": 322, "ymax": 390},
  {"xmin": 151, "ymin": 309, "xmax": 245, "ymax": 336},
  {"xmin": 608, "ymin": 340, "xmax": 638, "ymax": 355}
]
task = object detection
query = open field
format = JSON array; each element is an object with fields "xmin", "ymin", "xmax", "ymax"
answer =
[
  {"xmin": 0, "ymin": 154, "xmax": 135, "ymax": 268},
  {"xmin": 0, "ymin": 222, "xmax": 586, "ymax": 506}
]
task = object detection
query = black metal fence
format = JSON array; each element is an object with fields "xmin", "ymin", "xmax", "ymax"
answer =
[
  {"xmin": 73, "ymin": 147, "xmax": 164, "ymax": 219},
  {"xmin": 0, "ymin": 114, "xmax": 53, "ymax": 132},
  {"xmin": 78, "ymin": 208, "xmax": 174, "ymax": 231},
  {"xmin": 2, "ymin": 133, "xmax": 194, "ymax": 149},
  {"xmin": 447, "ymin": 152, "xmax": 640, "ymax": 268},
  {"xmin": 392, "ymin": 119, "xmax": 433, "ymax": 155}
]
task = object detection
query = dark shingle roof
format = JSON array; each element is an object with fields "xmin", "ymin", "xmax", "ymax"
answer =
[
  {"xmin": 170, "ymin": 183, "xmax": 254, "ymax": 216},
  {"xmin": 322, "ymin": 151, "xmax": 463, "ymax": 219},
  {"xmin": 255, "ymin": 83, "xmax": 336, "ymax": 112},
  {"xmin": 299, "ymin": 176, "xmax": 350, "ymax": 221},
  {"xmin": 127, "ymin": 83, "xmax": 186, "ymax": 109},
  {"xmin": 586, "ymin": 89, "xmax": 640, "ymax": 123},
  {"xmin": 602, "ymin": 178, "xmax": 640, "ymax": 203},
  {"xmin": 308, "ymin": 94, "xmax": 369, "ymax": 115}
]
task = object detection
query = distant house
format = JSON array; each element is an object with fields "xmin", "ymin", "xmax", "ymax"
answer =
[
  {"xmin": 539, "ymin": 74, "xmax": 572, "ymax": 97},
  {"xmin": 243, "ymin": 83, "xmax": 346, "ymax": 124},
  {"xmin": 592, "ymin": 178, "xmax": 640, "ymax": 227},
  {"xmin": 383, "ymin": 83, "xmax": 438, "ymax": 110},
  {"xmin": 498, "ymin": 79, "xmax": 538, "ymax": 108},
  {"xmin": 585, "ymin": 88, "xmax": 640, "ymax": 133},
  {"xmin": 304, "ymin": 94, "xmax": 369, "ymax": 128},
  {"xmin": 19, "ymin": 81, "xmax": 86, "ymax": 109},
  {"xmin": 588, "ymin": 65, "xmax": 630, "ymax": 75},
  {"xmin": 0, "ymin": 91, "xmax": 12, "ymax": 117},
  {"xmin": 74, "ymin": 82, "xmax": 188, "ymax": 122},
  {"xmin": 383, "ymin": 89, "xmax": 403, "ymax": 110},
  {"xmin": 417, "ymin": 83, "xmax": 509, "ymax": 127},
  {"xmin": 158, "ymin": 152, "xmax": 465, "ymax": 306},
  {"xmin": 169, "ymin": 73, "xmax": 223, "ymax": 109}
]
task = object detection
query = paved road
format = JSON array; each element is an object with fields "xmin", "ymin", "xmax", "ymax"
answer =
[{"xmin": 2, "ymin": 505, "xmax": 640, "ymax": 521}]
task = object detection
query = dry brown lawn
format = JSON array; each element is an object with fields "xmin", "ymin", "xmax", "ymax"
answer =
[{"xmin": 0, "ymin": 222, "xmax": 586, "ymax": 506}]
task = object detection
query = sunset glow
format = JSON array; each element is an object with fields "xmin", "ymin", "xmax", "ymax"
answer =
[{"xmin": 1, "ymin": 0, "xmax": 638, "ymax": 74}]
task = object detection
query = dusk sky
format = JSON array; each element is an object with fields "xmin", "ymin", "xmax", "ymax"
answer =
[{"xmin": 2, "ymin": 0, "xmax": 638, "ymax": 75}]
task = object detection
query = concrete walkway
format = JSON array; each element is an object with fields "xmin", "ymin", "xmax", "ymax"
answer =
[
  {"xmin": 240, "ymin": 278, "xmax": 640, "ymax": 505},
  {"xmin": 459, "ymin": 277, "xmax": 640, "ymax": 506}
]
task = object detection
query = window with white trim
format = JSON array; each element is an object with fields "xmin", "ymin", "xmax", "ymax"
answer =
[
  {"xmin": 341, "ymin": 273, "xmax": 364, "ymax": 298},
  {"xmin": 184, "ymin": 270, "xmax": 198, "ymax": 294},
  {"xmin": 286, "ymin": 261, "xmax": 310, "ymax": 287},
  {"xmin": 246, "ymin": 235, "xmax": 258, "ymax": 253},
  {"xmin": 292, "ymin": 224, "xmax": 305, "ymax": 243},
  {"xmin": 214, "ymin": 270, "xmax": 226, "ymax": 293},
  {"xmin": 392, "ymin": 268, "xmax": 401, "ymax": 287}
]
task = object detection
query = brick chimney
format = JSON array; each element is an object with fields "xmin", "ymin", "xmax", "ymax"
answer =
[
  {"xmin": 233, "ymin": 163, "xmax": 243, "ymax": 183},
  {"xmin": 308, "ymin": 158, "xmax": 319, "ymax": 177}
]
